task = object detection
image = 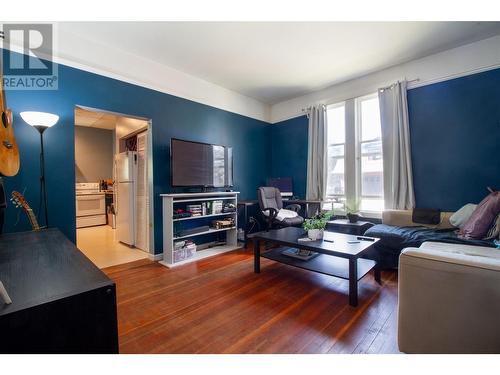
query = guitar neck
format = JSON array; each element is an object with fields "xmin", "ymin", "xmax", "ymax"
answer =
[
  {"xmin": 0, "ymin": 71, "xmax": 6, "ymax": 108},
  {"xmin": 25, "ymin": 208, "xmax": 41, "ymax": 231}
]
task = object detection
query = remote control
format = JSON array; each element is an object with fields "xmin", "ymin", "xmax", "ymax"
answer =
[{"xmin": 357, "ymin": 236, "xmax": 375, "ymax": 242}]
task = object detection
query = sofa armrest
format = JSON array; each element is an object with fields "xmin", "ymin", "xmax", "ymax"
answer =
[
  {"xmin": 382, "ymin": 209, "xmax": 455, "ymax": 229},
  {"xmin": 382, "ymin": 210, "xmax": 414, "ymax": 226},
  {"xmin": 401, "ymin": 247, "xmax": 500, "ymax": 271},
  {"xmin": 398, "ymin": 248, "xmax": 500, "ymax": 353}
]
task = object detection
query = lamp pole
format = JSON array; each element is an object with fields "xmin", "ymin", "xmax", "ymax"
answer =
[
  {"xmin": 20, "ymin": 111, "xmax": 59, "ymax": 230},
  {"xmin": 35, "ymin": 125, "xmax": 49, "ymax": 228}
]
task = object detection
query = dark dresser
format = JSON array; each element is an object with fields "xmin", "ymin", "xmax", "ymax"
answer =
[{"xmin": 0, "ymin": 228, "xmax": 118, "ymax": 353}]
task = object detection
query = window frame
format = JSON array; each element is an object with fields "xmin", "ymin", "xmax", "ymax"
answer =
[
  {"xmin": 326, "ymin": 92, "xmax": 384, "ymax": 217},
  {"xmin": 355, "ymin": 93, "xmax": 384, "ymax": 213},
  {"xmin": 325, "ymin": 101, "xmax": 347, "ymax": 202}
]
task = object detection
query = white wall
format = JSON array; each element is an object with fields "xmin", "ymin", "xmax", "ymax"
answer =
[
  {"xmin": 8, "ymin": 24, "xmax": 498, "ymax": 124},
  {"xmin": 75, "ymin": 126, "xmax": 114, "ymax": 183},
  {"xmin": 270, "ymin": 34, "xmax": 500, "ymax": 123},
  {"xmin": 115, "ymin": 116, "xmax": 149, "ymax": 154},
  {"xmin": 54, "ymin": 26, "xmax": 271, "ymax": 123}
]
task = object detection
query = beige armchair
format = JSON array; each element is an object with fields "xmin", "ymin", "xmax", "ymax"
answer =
[{"xmin": 398, "ymin": 241, "xmax": 500, "ymax": 353}]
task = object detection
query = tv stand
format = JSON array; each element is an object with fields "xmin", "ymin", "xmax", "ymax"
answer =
[{"xmin": 159, "ymin": 191, "xmax": 240, "ymax": 268}]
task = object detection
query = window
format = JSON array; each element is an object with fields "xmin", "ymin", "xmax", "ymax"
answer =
[
  {"xmin": 357, "ymin": 95, "xmax": 384, "ymax": 212},
  {"xmin": 326, "ymin": 93, "xmax": 384, "ymax": 213},
  {"xmin": 326, "ymin": 104, "xmax": 345, "ymax": 199}
]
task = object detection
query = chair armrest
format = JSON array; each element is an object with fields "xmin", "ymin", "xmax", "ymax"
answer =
[
  {"xmin": 262, "ymin": 207, "xmax": 278, "ymax": 217},
  {"xmin": 262, "ymin": 208, "xmax": 278, "ymax": 231},
  {"xmin": 285, "ymin": 204, "xmax": 301, "ymax": 213}
]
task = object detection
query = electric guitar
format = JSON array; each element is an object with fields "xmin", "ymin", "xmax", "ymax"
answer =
[
  {"xmin": 11, "ymin": 191, "xmax": 41, "ymax": 231},
  {"xmin": 0, "ymin": 39, "xmax": 20, "ymax": 177}
]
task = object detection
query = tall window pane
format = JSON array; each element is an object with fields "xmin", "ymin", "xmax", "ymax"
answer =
[
  {"xmin": 361, "ymin": 97, "xmax": 382, "ymax": 141},
  {"xmin": 358, "ymin": 96, "xmax": 383, "ymax": 211},
  {"xmin": 326, "ymin": 105, "xmax": 345, "ymax": 198}
]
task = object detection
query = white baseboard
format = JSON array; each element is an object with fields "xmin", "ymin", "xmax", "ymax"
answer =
[{"xmin": 148, "ymin": 253, "xmax": 164, "ymax": 261}]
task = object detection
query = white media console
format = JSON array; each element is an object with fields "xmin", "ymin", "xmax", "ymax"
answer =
[{"xmin": 159, "ymin": 192, "xmax": 240, "ymax": 268}]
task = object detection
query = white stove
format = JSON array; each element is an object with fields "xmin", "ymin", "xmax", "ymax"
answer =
[
  {"xmin": 76, "ymin": 182, "xmax": 101, "ymax": 195},
  {"xmin": 76, "ymin": 183, "xmax": 106, "ymax": 228}
]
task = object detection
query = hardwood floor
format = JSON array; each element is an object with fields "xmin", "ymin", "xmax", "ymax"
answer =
[{"xmin": 104, "ymin": 248, "xmax": 401, "ymax": 354}]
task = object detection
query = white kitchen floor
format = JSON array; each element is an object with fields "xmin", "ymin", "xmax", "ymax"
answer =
[{"xmin": 77, "ymin": 225, "xmax": 148, "ymax": 269}]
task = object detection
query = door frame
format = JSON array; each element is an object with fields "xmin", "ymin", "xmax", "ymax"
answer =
[{"xmin": 74, "ymin": 105, "xmax": 155, "ymax": 256}]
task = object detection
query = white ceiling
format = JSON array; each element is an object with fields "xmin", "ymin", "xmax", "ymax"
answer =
[
  {"xmin": 60, "ymin": 22, "xmax": 500, "ymax": 104},
  {"xmin": 75, "ymin": 107, "xmax": 117, "ymax": 130}
]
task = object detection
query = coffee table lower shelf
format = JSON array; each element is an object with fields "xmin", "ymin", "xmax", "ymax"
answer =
[{"xmin": 261, "ymin": 247, "xmax": 376, "ymax": 281}]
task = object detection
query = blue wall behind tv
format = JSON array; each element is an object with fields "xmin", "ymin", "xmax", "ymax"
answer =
[
  {"xmin": 270, "ymin": 68, "xmax": 500, "ymax": 211},
  {"xmin": 2, "ymin": 55, "xmax": 270, "ymax": 252}
]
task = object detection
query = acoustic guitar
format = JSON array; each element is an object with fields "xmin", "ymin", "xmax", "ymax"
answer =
[
  {"xmin": 0, "ymin": 59, "xmax": 20, "ymax": 177},
  {"xmin": 11, "ymin": 191, "xmax": 41, "ymax": 231}
]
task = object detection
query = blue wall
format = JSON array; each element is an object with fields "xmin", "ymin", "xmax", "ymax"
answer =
[
  {"xmin": 270, "ymin": 115, "xmax": 309, "ymax": 198},
  {"xmin": 271, "ymin": 68, "xmax": 500, "ymax": 211},
  {"xmin": 2, "ymin": 56, "xmax": 270, "ymax": 252},
  {"xmin": 407, "ymin": 68, "xmax": 500, "ymax": 211}
]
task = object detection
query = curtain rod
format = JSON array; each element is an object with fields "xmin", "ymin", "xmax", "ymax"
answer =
[
  {"xmin": 301, "ymin": 103, "xmax": 326, "ymax": 114},
  {"xmin": 300, "ymin": 78, "xmax": 420, "ymax": 114},
  {"xmin": 378, "ymin": 78, "xmax": 420, "ymax": 92}
]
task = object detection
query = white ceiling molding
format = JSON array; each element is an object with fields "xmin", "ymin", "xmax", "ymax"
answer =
[
  {"xmin": 56, "ymin": 22, "xmax": 500, "ymax": 106},
  {"xmin": 270, "ymin": 34, "xmax": 500, "ymax": 123},
  {"xmin": 54, "ymin": 27, "xmax": 271, "ymax": 122},
  {"xmin": 4, "ymin": 22, "xmax": 499, "ymax": 124}
]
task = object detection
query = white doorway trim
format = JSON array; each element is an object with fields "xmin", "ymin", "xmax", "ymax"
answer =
[{"xmin": 74, "ymin": 105, "xmax": 155, "ymax": 256}]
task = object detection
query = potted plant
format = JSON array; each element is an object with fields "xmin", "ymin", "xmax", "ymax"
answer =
[
  {"xmin": 302, "ymin": 211, "xmax": 334, "ymax": 240},
  {"xmin": 345, "ymin": 200, "xmax": 361, "ymax": 223}
]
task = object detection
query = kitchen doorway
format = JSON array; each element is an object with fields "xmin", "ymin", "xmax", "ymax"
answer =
[{"xmin": 74, "ymin": 105, "xmax": 154, "ymax": 268}]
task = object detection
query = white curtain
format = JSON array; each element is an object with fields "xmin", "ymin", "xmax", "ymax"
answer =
[
  {"xmin": 306, "ymin": 105, "xmax": 327, "ymax": 216},
  {"xmin": 378, "ymin": 80, "xmax": 415, "ymax": 210}
]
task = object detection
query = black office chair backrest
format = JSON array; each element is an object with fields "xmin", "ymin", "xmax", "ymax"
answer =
[{"xmin": 257, "ymin": 187, "xmax": 283, "ymax": 212}]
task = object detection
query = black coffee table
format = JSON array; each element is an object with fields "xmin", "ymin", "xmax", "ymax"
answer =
[{"xmin": 252, "ymin": 227, "xmax": 380, "ymax": 306}]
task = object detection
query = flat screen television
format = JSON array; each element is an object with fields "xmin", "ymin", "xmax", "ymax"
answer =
[{"xmin": 171, "ymin": 138, "xmax": 233, "ymax": 188}]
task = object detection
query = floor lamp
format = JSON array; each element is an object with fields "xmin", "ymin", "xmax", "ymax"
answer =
[{"xmin": 20, "ymin": 111, "xmax": 59, "ymax": 228}]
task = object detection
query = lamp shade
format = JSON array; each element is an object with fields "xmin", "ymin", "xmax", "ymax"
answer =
[{"xmin": 20, "ymin": 111, "xmax": 59, "ymax": 128}]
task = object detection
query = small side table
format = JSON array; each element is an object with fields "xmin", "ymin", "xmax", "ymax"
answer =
[{"xmin": 327, "ymin": 219, "xmax": 373, "ymax": 236}]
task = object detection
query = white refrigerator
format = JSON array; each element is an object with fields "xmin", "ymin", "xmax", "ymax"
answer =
[{"xmin": 116, "ymin": 151, "xmax": 137, "ymax": 246}]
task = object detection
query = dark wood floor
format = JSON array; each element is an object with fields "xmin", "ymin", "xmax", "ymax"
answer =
[{"xmin": 104, "ymin": 248, "xmax": 401, "ymax": 354}]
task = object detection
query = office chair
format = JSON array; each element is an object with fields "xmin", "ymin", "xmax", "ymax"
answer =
[{"xmin": 257, "ymin": 187, "xmax": 304, "ymax": 231}]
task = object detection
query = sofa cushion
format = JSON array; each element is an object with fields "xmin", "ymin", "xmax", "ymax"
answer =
[
  {"xmin": 459, "ymin": 191, "xmax": 500, "ymax": 239},
  {"xmin": 485, "ymin": 214, "xmax": 500, "ymax": 240},
  {"xmin": 382, "ymin": 209, "xmax": 454, "ymax": 229},
  {"xmin": 449, "ymin": 203, "xmax": 477, "ymax": 228},
  {"xmin": 364, "ymin": 224, "xmax": 495, "ymax": 269}
]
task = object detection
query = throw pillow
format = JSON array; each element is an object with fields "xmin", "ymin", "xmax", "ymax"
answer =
[
  {"xmin": 485, "ymin": 213, "xmax": 500, "ymax": 240},
  {"xmin": 459, "ymin": 191, "xmax": 500, "ymax": 239},
  {"xmin": 449, "ymin": 203, "xmax": 478, "ymax": 228}
]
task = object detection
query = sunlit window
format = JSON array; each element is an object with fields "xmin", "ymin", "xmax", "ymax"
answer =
[
  {"xmin": 358, "ymin": 95, "xmax": 384, "ymax": 212},
  {"xmin": 326, "ymin": 93, "xmax": 384, "ymax": 214},
  {"xmin": 326, "ymin": 104, "xmax": 345, "ymax": 205}
]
